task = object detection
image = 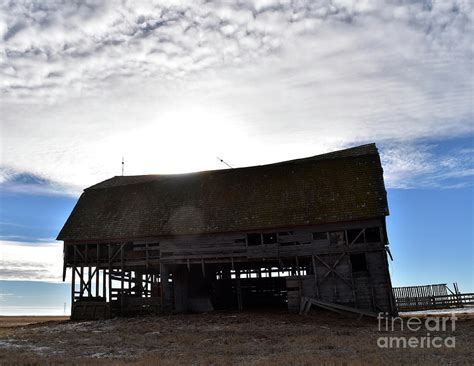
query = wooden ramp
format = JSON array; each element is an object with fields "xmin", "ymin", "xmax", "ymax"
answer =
[{"xmin": 299, "ymin": 296, "xmax": 378, "ymax": 318}]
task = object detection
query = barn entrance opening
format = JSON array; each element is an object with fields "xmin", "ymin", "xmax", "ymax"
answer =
[
  {"xmin": 211, "ymin": 262, "xmax": 289, "ymax": 310},
  {"xmin": 172, "ymin": 261, "xmax": 298, "ymax": 312}
]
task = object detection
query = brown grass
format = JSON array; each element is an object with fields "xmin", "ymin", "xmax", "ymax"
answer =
[
  {"xmin": 0, "ymin": 316, "xmax": 69, "ymax": 328},
  {"xmin": 0, "ymin": 316, "xmax": 69, "ymax": 339},
  {"xmin": 0, "ymin": 311, "xmax": 472, "ymax": 365}
]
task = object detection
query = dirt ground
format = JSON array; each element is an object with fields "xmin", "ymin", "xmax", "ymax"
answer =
[{"xmin": 0, "ymin": 310, "xmax": 473, "ymax": 365}]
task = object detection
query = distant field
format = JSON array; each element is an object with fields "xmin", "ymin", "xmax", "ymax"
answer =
[
  {"xmin": 0, "ymin": 316, "xmax": 69, "ymax": 328},
  {"xmin": 0, "ymin": 311, "xmax": 473, "ymax": 365}
]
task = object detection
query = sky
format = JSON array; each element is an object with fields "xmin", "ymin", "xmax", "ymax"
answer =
[{"xmin": 0, "ymin": 0, "xmax": 473, "ymax": 315}]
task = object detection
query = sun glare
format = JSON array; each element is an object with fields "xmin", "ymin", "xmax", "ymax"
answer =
[{"xmin": 105, "ymin": 103, "xmax": 249, "ymax": 176}]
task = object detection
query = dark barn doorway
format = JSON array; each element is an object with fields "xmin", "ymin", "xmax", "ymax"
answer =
[{"xmin": 207, "ymin": 260, "xmax": 310, "ymax": 311}]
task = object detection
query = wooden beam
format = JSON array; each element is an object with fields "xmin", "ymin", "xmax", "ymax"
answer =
[
  {"xmin": 302, "ymin": 297, "xmax": 377, "ymax": 318},
  {"xmin": 71, "ymin": 266, "xmax": 76, "ymax": 311},
  {"xmin": 348, "ymin": 228, "xmax": 366, "ymax": 247},
  {"xmin": 73, "ymin": 245, "xmax": 84, "ymax": 261},
  {"xmin": 236, "ymin": 277, "xmax": 243, "ymax": 311},
  {"xmin": 88, "ymin": 266, "xmax": 92, "ymax": 296},
  {"xmin": 96, "ymin": 267, "xmax": 99, "ymax": 297},
  {"xmin": 311, "ymin": 255, "xmax": 320, "ymax": 299},
  {"xmin": 74, "ymin": 267, "xmax": 89, "ymax": 295},
  {"xmin": 79, "ymin": 267, "xmax": 84, "ymax": 297},
  {"xmin": 102, "ymin": 269, "xmax": 106, "ymax": 300},
  {"xmin": 110, "ymin": 243, "xmax": 126, "ymax": 262}
]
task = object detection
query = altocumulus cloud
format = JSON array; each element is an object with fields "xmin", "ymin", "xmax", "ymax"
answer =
[{"xmin": 0, "ymin": 0, "xmax": 472, "ymax": 193}]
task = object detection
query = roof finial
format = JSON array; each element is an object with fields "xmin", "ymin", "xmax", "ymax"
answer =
[
  {"xmin": 122, "ymin": 157, "xmax": 124, "ymax": 176},
  {"xmin": 217, "ymin": 156, "xmax": 233, "ymax": 169}
]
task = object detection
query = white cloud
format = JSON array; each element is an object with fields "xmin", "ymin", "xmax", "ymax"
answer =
[
  {"xmin": 380, "ymin": 142, "xmax": 474, "ymax": 189},
  {"xmin": 0, "ymin": 0, "xmax": 472, "ymax": 192},
  {"xmin": 0, "ymin": 240, "xmax": 63, "ymax": 282}
]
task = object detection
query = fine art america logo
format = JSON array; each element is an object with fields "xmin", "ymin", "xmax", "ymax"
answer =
[{"xmin": 377, "ymin": 313, "xmax": 456, "ymax": 349}]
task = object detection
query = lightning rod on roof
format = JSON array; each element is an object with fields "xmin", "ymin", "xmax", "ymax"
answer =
[
  {"xmin": 122, "ymin": 157, "xmax": 124, "ymax": 176},
  {"xmin": 217, "ymin": 157, "xmax": 233, "ymax": 169}
]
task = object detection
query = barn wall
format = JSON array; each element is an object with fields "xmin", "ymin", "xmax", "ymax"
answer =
[
  {"xmin": 64, "ymin": 217, "xmax": 396, "ymax": 316},
  {"xmin": 64, "ymin": 218, "xmax": 385, "ymax": 265}
]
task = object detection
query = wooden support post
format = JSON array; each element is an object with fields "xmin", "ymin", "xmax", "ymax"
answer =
[
  {"xmin": 236, "ymin": 277, "xmax": 243, "ymax": 311},
  {"xmin": 159, "ymin": 263, "xmax": 163, "ymax": 306},
  {"xmin": 71, "ymin": 266, "xmax": 76, "ymax": 315},
  {"xmin": 88, "ymin": 266, "xmax": 92, "ymax": 296},
  {"xmin": 160, "ymin": 264, "xmax": 171, "ymax": 309},
  {"xmin": 96, "ymin": 244, "xmax": 100, "ymax": 298},
  {"xmin": 95, "ymin": 267, "xmax": 99, "ymax": 297},
  {"xmin": 311, "ymin": 255, "xmax": 320, "ymax": 299},
  {"xmin": 135, "ymin": 270, "xmax": 144, "ymax": 297},
  {"xmin": 369, "ymin": 281, "xmax": 377, "ymax": 311},
  {"xmin": 349, "ymin": 257, "xmax": 358, "ymax": 309},
  {"xmin": 62, "ymin": 245, "xmax": 67, "ymax": 282},
  {"xmin": 299, "ymin": 296, "xmax": 307, "ymax": 315},
  {"xmin": 102, "ymin": 269, "xmax": 106, "ymax": 300},
  {"xmin": 382, "ymin": 248, "xmax": 396, "ymax": 314},
  {"xmin": 79, "ymin": 267, "xmax": 84, "ymax": 298},
  {"xmin": 329, "ymin": 254, "xmax": 337, "ymax": 300}
]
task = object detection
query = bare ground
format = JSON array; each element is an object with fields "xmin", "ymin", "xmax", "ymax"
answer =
[{"xmin": 0, "ymin": 310, "xmax": 473, "ymax": 365}]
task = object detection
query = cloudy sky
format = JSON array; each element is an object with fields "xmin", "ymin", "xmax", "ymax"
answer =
[{"xmin": 0, "ymin": 0, "xmax": 473, "ymax": 314}]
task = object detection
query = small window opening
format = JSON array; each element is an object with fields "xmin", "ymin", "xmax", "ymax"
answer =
[
  {"xmin": 329, "ymin": 231, "xmax": 346, "ymax": 245},
  {"xmin": 365, "ymin": 227, "xmax": 381, "ymax": 243},
  {"xmin": 350, "ymin": 253, "xmax": 368, "ymax": 272},
  {"xmin": 262, "ymin": 233, "xmax": 277, "ymax": 244},
  {"xmin": 247, "ymin": 233, "xmax": 262, "ymax": 246},
  {"xmin": 347, "ymin": 229, "xmax": 365, "ymax": 244}
]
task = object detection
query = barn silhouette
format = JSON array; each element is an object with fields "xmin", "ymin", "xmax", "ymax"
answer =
[{"xmin": 58, "ymin": 143, "xmax": 396, "ymax": 319}]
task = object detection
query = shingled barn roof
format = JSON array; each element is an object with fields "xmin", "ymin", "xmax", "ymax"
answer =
[{"xmin": 57, "ymin": 143, "xmax": 388, "ymax": 241}]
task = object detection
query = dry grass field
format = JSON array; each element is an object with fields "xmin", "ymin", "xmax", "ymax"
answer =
[
  {"xmin": 0, "ymin": 310, "xmax": 473, "ymax": 365},
  {"xmin": 0, "ymin": 316, "xmax": 69, "ymax": 328}
]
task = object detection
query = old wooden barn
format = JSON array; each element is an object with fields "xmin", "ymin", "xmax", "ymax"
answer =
[{"xmin": 58, "ymin": 143, "xmax": 397, "ymax": 319}]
